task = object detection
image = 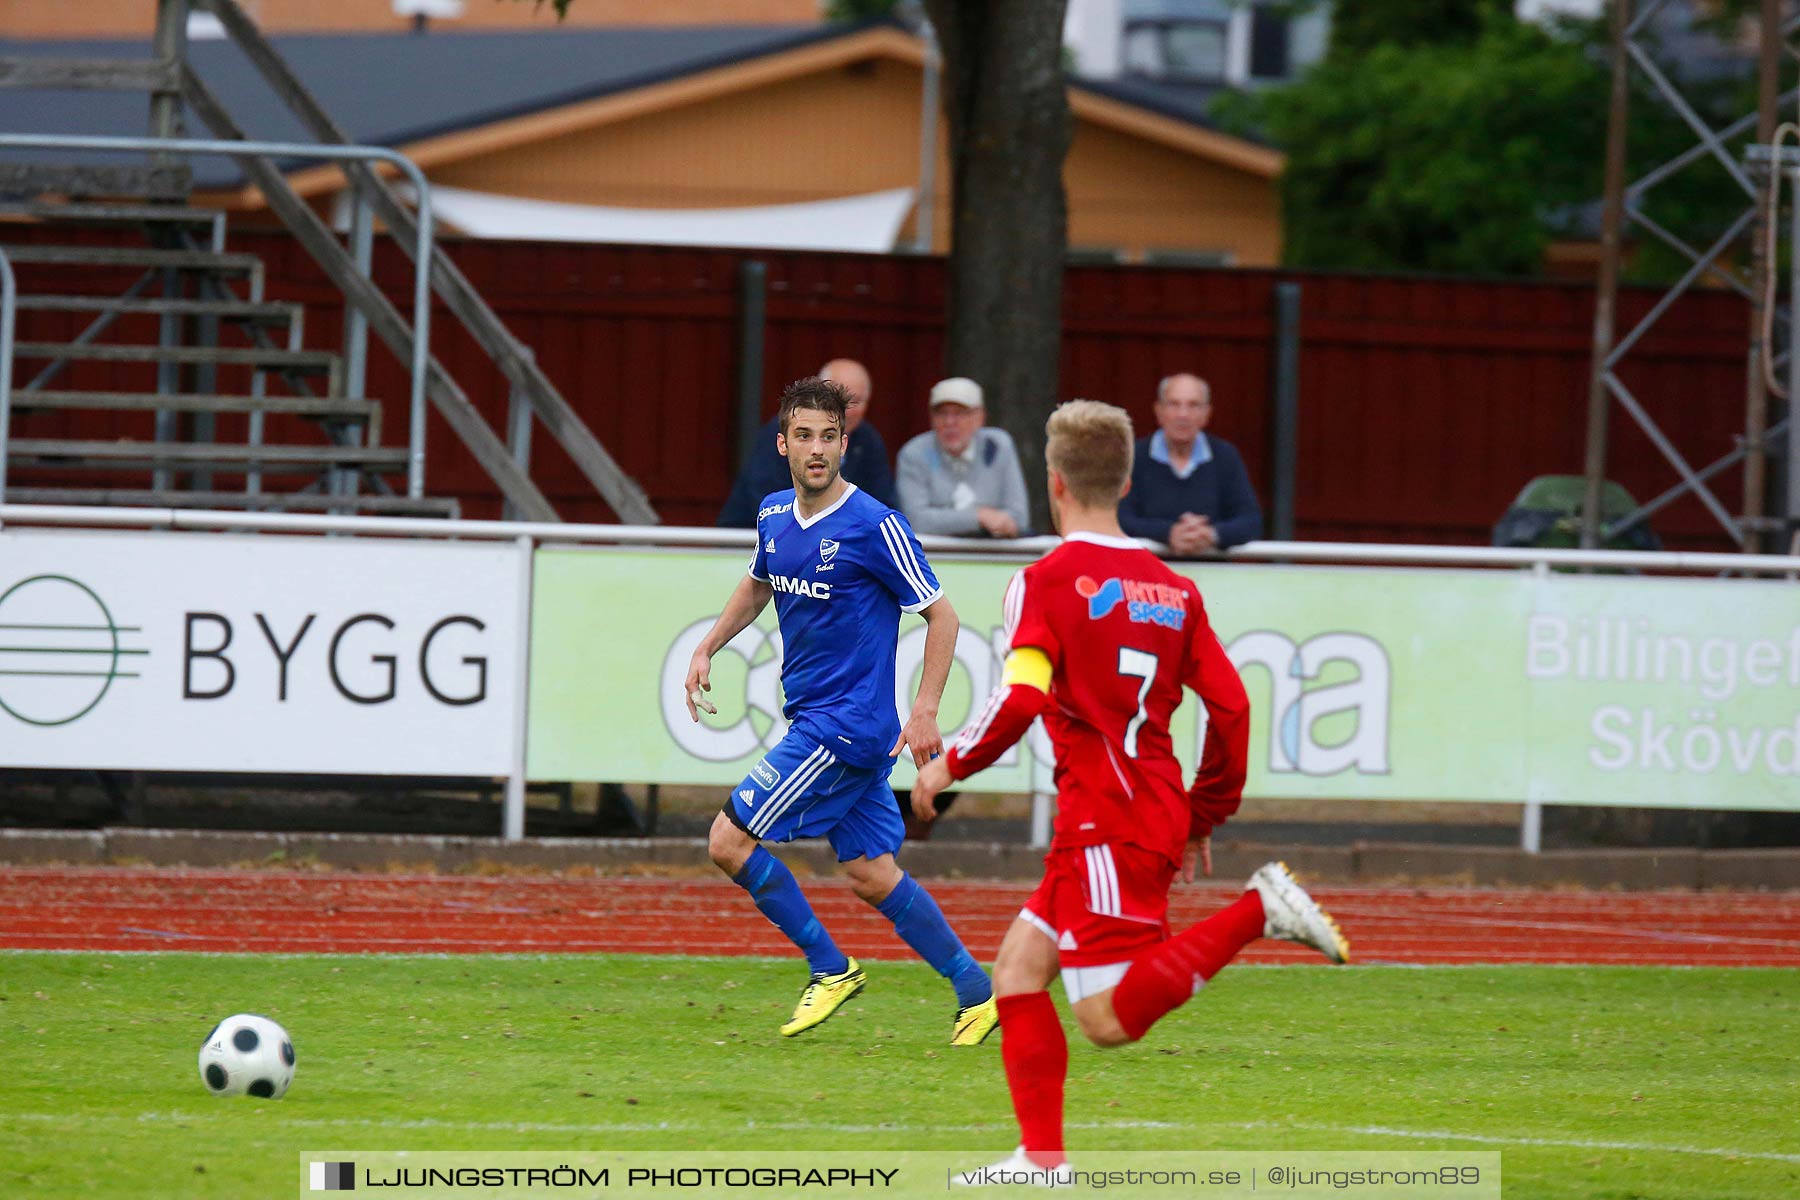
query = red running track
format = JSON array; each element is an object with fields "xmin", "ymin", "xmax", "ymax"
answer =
[{"xmin": 0, "ymin": 867, "xmax": 1796, "ymax": 967}]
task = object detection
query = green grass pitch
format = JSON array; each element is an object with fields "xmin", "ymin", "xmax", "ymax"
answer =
[{"xmin": 1, "ymin": 953, "xmax": 1795, "ymax": 1198}]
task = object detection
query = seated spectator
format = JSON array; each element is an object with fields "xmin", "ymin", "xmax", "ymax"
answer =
[
  {"xmin": 717, "ymin": 358, "xmax": 896, "ymax": 526},
  {"xmin": 1120, "ymin": 372, "xmax": 1263, "ymax": 554},
  {"xmin": 895, "ymin": 377, "xmax": 1031, "ymax": 538}
]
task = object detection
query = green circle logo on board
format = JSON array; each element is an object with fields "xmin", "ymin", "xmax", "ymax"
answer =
[{"xmin": 0, "ymin": 575, "xmax": 146, "ymax": 727}]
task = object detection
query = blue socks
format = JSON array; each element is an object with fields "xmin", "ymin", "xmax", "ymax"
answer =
[
  {"xmin": 732, "ymin": 846, "xmax": 849, "ymax": 978},
  {"xmin": 730, "ymin": 850, "xmax": 990, "ymax": 1007},
  {"xmin": 877, "ymin": 872, "xmax": 993, "ymax": 1008}
]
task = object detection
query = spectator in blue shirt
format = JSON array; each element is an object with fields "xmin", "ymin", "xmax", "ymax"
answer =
[
  {"xmin": 1119, "ymin": 373, "xmax": 1263, "ymax": 555},
  {"xmin": 718, "ymin": 358, "xmax": 897, "ymax": 526}
]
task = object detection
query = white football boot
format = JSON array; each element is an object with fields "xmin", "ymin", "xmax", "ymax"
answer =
[{"xmin": 1248, "ymin": 861, "xmax": 1351, "ymax": 963}]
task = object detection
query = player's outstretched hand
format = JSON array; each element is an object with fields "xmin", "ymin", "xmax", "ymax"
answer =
[
  {"xmin": 1181, "ymin": 836, "xmax": 1212, "ymax": 884},
  {"xmin": 911, "ymin": 755, "xmax": 953, "ymax": 823},
  {"xmin": 890, "ymin": 710, "xmax": 944, "ymax": 768},
  {"xmin": 682, "ymin": 652, "xmax": 717, "ymax": 722}
]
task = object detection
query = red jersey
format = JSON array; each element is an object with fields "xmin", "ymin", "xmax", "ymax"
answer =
[{"xmin": 945, "ymin": 531, "xmax": 1250, "ymax": 866}]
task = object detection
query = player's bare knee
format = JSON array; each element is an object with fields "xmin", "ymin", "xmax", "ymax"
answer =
[
  {"xmin": 1073, "ymin": 995, "xmax": 1133, "ymax": 1048},
  {"xmin": 991, "ymin": 916, "xmax": 1060, "ymax": 997},
  {"xmin": 992, "ymin": 956, "xmax": 1045, "ymax": 998},
  {"xmin": 842, "ymin": 855, "xmax": 900, "ymax": 905},
  {"xmin": 708, "ymin": 811, "xmax": 754, "ymax": 875},
  {"xmin": 847, "ymin": 875, "xmax": 887, "ymax": 904}
]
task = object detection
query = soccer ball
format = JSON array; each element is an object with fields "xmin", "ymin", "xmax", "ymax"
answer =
[{"xmin": 197, "ymin": 1014, "xmax": 295, "ymax": 1099}]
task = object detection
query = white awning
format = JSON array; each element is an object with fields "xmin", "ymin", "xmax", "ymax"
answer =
[{"xmin": 398, "ymin": 183, "xmax": 919, "ymax": 253}]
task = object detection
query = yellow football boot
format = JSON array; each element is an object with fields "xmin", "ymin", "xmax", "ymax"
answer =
[
  {"xmin": 780, "ymin": 958, "xmax": 866, "ymax": 1037},
  {"xmin": 951, "ymin": 995, "xmax": 1000, "ymax": 1046}
]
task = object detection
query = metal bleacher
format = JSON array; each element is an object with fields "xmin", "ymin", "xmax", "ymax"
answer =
[
  {"xmin": 0, "ymin": 180, "xmax": 456, "ymax": 518},
  {"xmin": 0, "ymin": 0, "xmax": 660, "ymax": 525}
]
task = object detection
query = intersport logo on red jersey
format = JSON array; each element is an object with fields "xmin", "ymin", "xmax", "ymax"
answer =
[{"xmin": 1074, "ymin": 576, "xmax": 1187, "ymax": 630}]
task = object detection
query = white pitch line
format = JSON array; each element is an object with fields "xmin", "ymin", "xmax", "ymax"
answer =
[
  {"xmin": 3, "ymin": 1111, "xmax": 1178, "ymax": 1136},
  {"xmin": 13, "ymin": 1111, "xmax": 1798, "ymax": 1162},
  {"xmin": 1227, "ymin": 1121, "xmax": 1800, "ymax": 1164},
  {"xmin": 1404, "ymin": 911, "xmax": 1800, "ymax": 951}
]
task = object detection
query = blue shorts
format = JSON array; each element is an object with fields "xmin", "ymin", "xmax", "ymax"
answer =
[{"xmin": 727, "ymin": 726, "xmax": 904, "ymax": 863}]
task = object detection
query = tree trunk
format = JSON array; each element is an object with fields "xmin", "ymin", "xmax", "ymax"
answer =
[{"xmin": 924, "ymin": 0, "xmax": 1071, "ymax": 535}]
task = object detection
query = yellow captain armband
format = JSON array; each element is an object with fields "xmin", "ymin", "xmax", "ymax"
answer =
[{"xmin": 1001, "ymin": 646, "xmax": 1053, "ymax": 694}]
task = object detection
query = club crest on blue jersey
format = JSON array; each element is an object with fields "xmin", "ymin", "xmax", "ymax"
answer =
[
  {"xmin": 1074, "ymin": 575, "xmax": 1187, "ymax": 630},
  {"xmin": 817, "ymin": 538, "xmax": 840, "ymax": 572}
]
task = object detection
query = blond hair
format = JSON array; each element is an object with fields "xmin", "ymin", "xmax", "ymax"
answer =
[{"xmin": 1046, "ymin": 399, "xmax": 1134, "ymax": 507}]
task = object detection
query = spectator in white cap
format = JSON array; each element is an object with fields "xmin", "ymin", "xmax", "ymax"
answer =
[{"xmin": 895, "ymin": 376, "xmax": 1031, "ymax": 539}]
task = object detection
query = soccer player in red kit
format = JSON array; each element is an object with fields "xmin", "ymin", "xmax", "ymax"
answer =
[{"xmin": 912, "ymin": 400, "xmax": 1349, "ymax": 1183}]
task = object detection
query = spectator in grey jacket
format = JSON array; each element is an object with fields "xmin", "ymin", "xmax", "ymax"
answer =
[{"xmin": 895, "ymin": 377, "xmax": 1031, "ymax": 538}]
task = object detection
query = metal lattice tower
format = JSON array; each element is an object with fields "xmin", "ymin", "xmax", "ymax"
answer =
[{"xmin": 1581, "ymin": 0, "xmax": 1800, "ymax": 554}]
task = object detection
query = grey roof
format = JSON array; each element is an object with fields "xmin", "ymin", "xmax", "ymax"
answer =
[
  {"xmin": 0, "ymin": 20, "xmax": 1266, "ymax": 194},
  {"xmin": 0, "ymin": 24, "xmax": 834, "ymax": 188},
  {"xmin": 1074, "ymin": 75, "xmax": 1233, "ymax": 132}
]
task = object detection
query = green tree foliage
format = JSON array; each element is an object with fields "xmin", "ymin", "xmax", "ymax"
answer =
[
  {"xmin": 1326, "ymin": 0, "xmax": 1515, "ymax": 59},
  {"xmin": 1229, "ymin": 13, "xmax": 1605, "ymax": 274},
  {"xmin": 1218, "ymin": 3, "xmax": 1774, "ymax": 279}
]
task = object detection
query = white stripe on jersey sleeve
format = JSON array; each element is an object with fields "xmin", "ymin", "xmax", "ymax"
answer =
[
  {"xmin": 890, "ymin": 515, "xmax": 936, "ymax": 588},
  {"xmin": 953, "ymin": 683, "xmax": 1011, "ymax": 754},
  {"xmin": 879, "ymin": 515, "xmax": 942, "ymax": 610},
  {"xmin": 879, "ymin": 515, "xmax": 930, "ymax": 599},
  {"xmin": 1002, "ymin": 569, "xmax": 1026, "ymax": 648}
]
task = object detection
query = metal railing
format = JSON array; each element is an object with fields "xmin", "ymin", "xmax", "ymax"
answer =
[
  {"xmin": 0, "ymin": 133, "xmax": 435, "ymax": 498},
  {"xmin": 2, "ymin": 503, "xmax": 1799, "ymax": 576},
  {"xmin": 2, "ymin": 501, "xmax": 1793, "ymax": 845}
]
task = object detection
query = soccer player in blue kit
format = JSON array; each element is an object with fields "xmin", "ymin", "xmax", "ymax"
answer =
[{"xmin": 683, "ymin": 376, "xmax": 998, "ymax": 1046}]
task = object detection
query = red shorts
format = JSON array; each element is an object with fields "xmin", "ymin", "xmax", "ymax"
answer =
[{"xmin": 1020, "ymin": 843, "xmax": 1176, "ymax": 968}]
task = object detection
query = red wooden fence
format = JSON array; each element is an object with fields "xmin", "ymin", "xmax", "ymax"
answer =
[{"xmin": 5, "ymin": 228, "xmax": 1753, "ymax": 549}]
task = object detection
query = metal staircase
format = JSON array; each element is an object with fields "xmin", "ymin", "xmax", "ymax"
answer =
[
  {"xmin": 1, "ymin": 198, "xmax": 454, "ymax": 516},
  {"xmin": 0, "ymin": 0, "xmax": 659, "ymax": 525}
]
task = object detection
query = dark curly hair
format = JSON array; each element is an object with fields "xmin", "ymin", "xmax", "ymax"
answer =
[{"xmin": 777, "ymin": 376, "xmax": 850, "ymax": 437}]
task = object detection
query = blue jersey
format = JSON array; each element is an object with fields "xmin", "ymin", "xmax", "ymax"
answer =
[{"xmin": 748, "ymin": 483, "xmax": 942, "ymax": 767}]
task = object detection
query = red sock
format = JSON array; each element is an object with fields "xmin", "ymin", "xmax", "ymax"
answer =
[
  {"xmin": 1111, "ymin": 890, "xmax": 1265, "ymax": 1042},
  {"xmin": 997, "ymin": 991, "xmax": 1067, "ymax": 1168}
]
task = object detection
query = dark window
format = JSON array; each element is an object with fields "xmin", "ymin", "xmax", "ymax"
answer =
[
  {"xmin": 1164, "ymin": 21, "xmax": 1228, "ymax": 79},
  {"xmin": 1123, "ymin": 19, "xmax": 1228, "ymax": 83},
  {"xmin": 1249, "ymin": 6, "xmax": 1291, "ymax": 79}
]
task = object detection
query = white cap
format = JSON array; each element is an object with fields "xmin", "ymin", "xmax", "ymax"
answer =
[{"xmin": 929, "ymin": 377, "xmax": 983, "ymax": 409}]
